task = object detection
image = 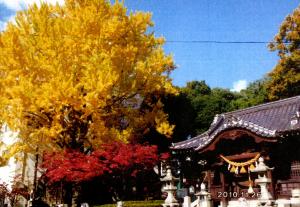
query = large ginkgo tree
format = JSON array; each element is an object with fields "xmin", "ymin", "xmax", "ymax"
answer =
[{"xmin": 0, "ymin": 0, "xmax": 176, "ymax": 160}]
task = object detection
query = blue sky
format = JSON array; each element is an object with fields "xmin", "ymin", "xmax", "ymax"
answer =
[{"xmin": 0, "ymin": 0, "xmax": 299, "ymax": 91}]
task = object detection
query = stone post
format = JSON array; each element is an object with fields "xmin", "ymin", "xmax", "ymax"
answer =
[
  {"xmin": 27, "ymin": 190, "xmax": 33, "ymax": 207},
  {"xmin": 183, "ymin": 196, "xmax": 191, "ymax": 207},
  {"xmin": 117, "ymin": 201, "xmax": 123, "ymax": 207},
  {"xmin": 291, "ymin": 189, "xmax": 300, "ymax": 207}
]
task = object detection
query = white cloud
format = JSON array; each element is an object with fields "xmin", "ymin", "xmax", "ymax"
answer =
[
  {"xmin": 0, "ymin": 0, "xmax": 64, "ymax": 11},
  {"xmin": 0, "ymin": 21, "xmax": 6, "ymax": 31},
  {"xmin": 0, "ymin": 15, "xmax": 16, "ymax": 31},
  {"xmin": 231, "ymin": 80, "xmax": 248, "ymax": 92},
  {"xmin": 0, "ymin": 0, "xmax": 64, "ymax": 31}
]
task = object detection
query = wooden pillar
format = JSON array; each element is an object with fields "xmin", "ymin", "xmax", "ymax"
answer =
[
  {"xmin": 207, "ymin": 170, "xmax": 212, "ymax": 190},
  {"xmin": 220, "ymin": 171, "xmax": 227, "ymax": 207},
  {"xmin": 267, "ymin": 170, "xmax": 275, "ymax": 199}
]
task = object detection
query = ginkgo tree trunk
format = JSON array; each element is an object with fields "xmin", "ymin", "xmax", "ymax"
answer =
[{"xmin": 0, "ymin": 0, "xmax": 176, "ymax": 159}]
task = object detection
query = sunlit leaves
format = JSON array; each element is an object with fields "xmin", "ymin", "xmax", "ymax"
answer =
[
  {"xmin": 42, "ymin": 143, "xmax": 159, "ymax": 184},
  {"xmin": 268, "ymin": 6, "xmax": 300, "ymax": 100},
  {"xmin": 0, "ymin": 0, "xmax": 176, "ymax": 156}
]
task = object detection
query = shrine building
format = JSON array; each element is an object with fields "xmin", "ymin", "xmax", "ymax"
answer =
[{"xmin": 170, "ymin": 95, "xmax": 300, "ymax": 207}]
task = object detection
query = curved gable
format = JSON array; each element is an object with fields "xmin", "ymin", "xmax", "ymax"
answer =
[{"xmin": 172, "ymin": 96, "xmax": 300, "ymax": 151}]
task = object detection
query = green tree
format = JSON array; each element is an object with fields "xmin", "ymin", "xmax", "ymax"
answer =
[
  {"xmin": 164, "ymin": 79, "xmax": 268, "ymax": 142},
  {"xmin": 162, "ymin": 91, "xmax": 196, "ymax": 142},
  {"xmin": 268, "ymin": 6, "xmax": 300, "ymax": 100},
  {"xmin": 178, "ymin": 81, "xmax": 238, "ymax": 135},
  {"xmin": 231, "ymin": 78, "xmax": 268, "ymax": 109},
  {"xmin": 192, "ymin": 88, "xmax": 237, "ymax": 134},
  {"xmin": 182, "ymin": 80, "xmax": 211, "ymax": 98}
]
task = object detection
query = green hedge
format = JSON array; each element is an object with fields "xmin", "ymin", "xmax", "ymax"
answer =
[{"xmin": 95, "ymin": 200, "xmax": 163, "ymax": 207}]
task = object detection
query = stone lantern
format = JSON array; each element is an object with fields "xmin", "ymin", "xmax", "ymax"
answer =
[
  {"xmin": 195, "ymin": 183, "xmax": 211, "ymax": 207},
  {"xmin": 160, "ymin": 166, "xmax": 179, "ymax": 207},
  {"xmin": 251, "ymin": 157, "xmax": 276, "ymax": 207}
]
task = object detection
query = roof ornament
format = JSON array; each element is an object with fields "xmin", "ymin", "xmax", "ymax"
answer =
[
  {"xmin": 230, "ymin": 115, "xmax": 240, "ymax": 125},
  {"xmin": 290, "ymin": 110, "xmax": 300, "ymax": 129},
  {"xmin": 185, "ymin": 156, "xmax": 191, "ymax": 161},
  {"xmin": 212, "ymin": 114, "xmax": 220, "ymax": 125},
  {"xmin": 198, "ymin": 160, "xmax": 207, "ymax": 165}
]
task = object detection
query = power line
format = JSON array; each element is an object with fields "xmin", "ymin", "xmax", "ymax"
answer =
[
  {"xmin": 0, "ymin": 31, "xmax": 292, "ymax": 45},
  {"xmin": 0, "ymin": 31, "xmax": 291, "ymax": 44},
  {"xmin": 165, "ymin": 40, "xmax": 289, "ymax": 44}
]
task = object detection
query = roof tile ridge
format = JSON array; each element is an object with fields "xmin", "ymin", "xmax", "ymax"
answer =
[
  {"xmin": 207, "ymin": 114, "xmax": 225, "ymax": 136},
  {"xmin": 224, "ymin": 96, "xmax": 300, "ymax": 116},
  {"xmin": 172, "ymin": 132, "xmax": 206, "ymax": 146}
]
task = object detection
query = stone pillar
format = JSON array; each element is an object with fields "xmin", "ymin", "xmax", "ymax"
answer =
[
  {"xmin": 27, "ymin": 190, "xmax": 33, "ymax": 207},
  {"xmin": 183, "ymin": 196, "xmax": 191, "ymax": 207},
  {"xmin": 72, "ymin": 187, "xmax": 79, "ymax": 207},
  {"xmin": 291, "ymin": 189, "xmax": 300, "ymax": 207},
  {"xmin": 117, "ymin": 201, "xmax": 123, "ymax": 207}
]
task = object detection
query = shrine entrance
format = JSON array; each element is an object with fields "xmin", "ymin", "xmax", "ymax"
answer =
[{"xmin": 171, "ymin": 96, "xmax": 300, "ymax": 207}]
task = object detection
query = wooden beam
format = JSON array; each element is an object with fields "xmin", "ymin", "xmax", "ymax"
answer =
[
  {"xmin": 212, "ymin": 152, "xmax": 269, "ymax": 167},
  {"xmin": 199, "ymin": 129, "xmax": 277, "ymax": 153},
  {"xmin": 223, "ymin": 152, "xmax": 260, "ymax": 161}
]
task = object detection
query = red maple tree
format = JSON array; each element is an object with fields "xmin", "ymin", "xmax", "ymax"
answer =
[
  {"xmin": 41, "ymin": 143, "xmax": 160, "ymax": 184},
  {"xmin": 0, "ymin": 177, "xmax": 29, "ymax": 207}
]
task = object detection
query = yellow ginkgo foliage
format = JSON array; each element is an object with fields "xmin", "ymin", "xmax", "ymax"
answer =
[{"xmin": 0, "ymin": 0, "xmax": 176, "ymax": 157}]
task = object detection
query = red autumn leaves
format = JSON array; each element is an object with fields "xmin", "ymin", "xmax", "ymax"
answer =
[{"xmin": 42, "ymin": 143, "xmax": 162, "ymax": 184}]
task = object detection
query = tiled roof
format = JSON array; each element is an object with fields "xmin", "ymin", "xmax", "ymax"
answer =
[{"xmin": 171, "ymin": 96, "xmax": 300, "ymax": 151}]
